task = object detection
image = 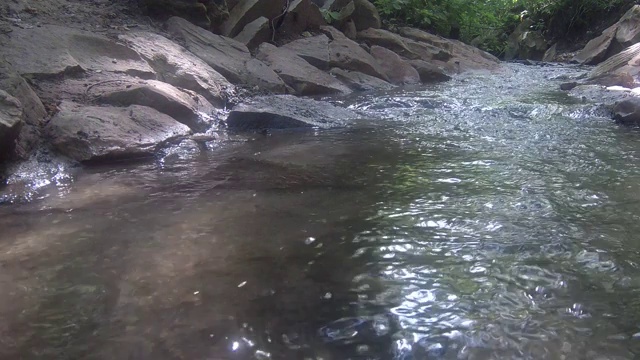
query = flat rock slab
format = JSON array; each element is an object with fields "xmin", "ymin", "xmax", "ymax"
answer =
[
  {"xmin": 234, "ymin": 16, "xmax": 271, "ymax": 50},
  {"xmin": 320, "ymin": 26, "xmax": 388, "ymax": 80},
  {"xmin": 4, "ymin": 25, "xmax": 154, "ymax": 79},
  {"xmin": 46, "ymin": 102, "xmax": 191, "ymax": 163},
  {"xmin": 119, "ymin": 31, "xmax": 233, "ymax": 107},
  {"xmin": 226, "ymin": 95, "xmax": 358, "ymax": 130},
  {"xmin": 89, "ymin": 79, "xmax": 217, "ymax": 132},
  {"xmin": 222, "ymin": 0, "xmax": 288, "ymax": 37},
  {"xmin": 408, "ymin": 60, "xmax": 451, "ymax": 83},
  {"xmin": 167, "ymin": 16, "xmax": 286, "ymax": 93},
  {"xmin": 256, "ymin": 43, "xmax": 351, "ymax": 96}
]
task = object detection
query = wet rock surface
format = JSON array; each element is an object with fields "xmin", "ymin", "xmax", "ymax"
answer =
[
  {"xmin": 45, "ymin": 102, "xmax": 191, "ymax": 162},
  {"xmin": 0, "ymin": 90, "xmax": 23, "ymax": 161},
  {"xmin": 370, "ymin": 46, "xmax": 421, "ymax": 85},
  {"xmin": 614, "ymin": 97, "xmax": 640, "ymax": 125},
  {"xmin": 226, "ymin": 95, "xmax": 359, "ymax": 130},
  {"xmin": 329, "ymin": 68, "xmax": 395, "ymax": 91}
]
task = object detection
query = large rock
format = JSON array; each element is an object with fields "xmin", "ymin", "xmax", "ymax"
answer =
[
  {"xmin": 613, "ymin": 97, "xmax": 640, "ymax": 125},
  {"xmin": 256, "ymin": 43, "xmax": 351, "ymax": 96},
  {"xmin": 349, "ymin": 0, "xmax": 381, "ymax": 31},
  {"xmin": 358, "ymin": 28, "xmax": 416, "ymax": 59},
  {"xmin": 45, "ymin": 102, "xmax": 191, "ymax": 163},
  {"xmin": 90, "ymin": 79, "xmax": 217, "ymax": 132},
  {"xmin": 4, "ymin": 25, "xmax": 154, "ymax": 79},
  {"xmin": 575, "ymin": 5, "xmax": 640, "ymax": 65},
  {"xmin": 277, "ymin": 0, "xmax": 326, "ymax": 38},
  {"xmin": 504, "ymin": 19, "xmax": 547, "ymax": 61},
  {"xmin": 370, "ymin": 46, "xmax": 420, "ymax": 85},
  {"xmin": 283, "ymin": 28, "xmax": 388, "ymax": 81},
  {"xmin": 234, "ymin": 16, "xmax": 271, "ymax": 50},
  {"xmin": 166, "ymin": 16, "xmax": 286, "ymax": 93},
  {"xmin": 0, "ymin": 90, "xmax": 23, "ymax": 162},
  {"xmin": 119, "ymin": 31, "xmax": 233, "ymax": 107},
  {"xmin": 282, "ymin": 35, "xmax": 332, "ymax": 70},
  {"xmin": 222, "ymin": 0, "xmax": 287, "ymax": 37},
  {"xmin": 589, "ymin": 43, "xmax": 640, "ymax": 80},
  {"xmin": 408, "ymin": 60, "xmax": 451, "ymax": 83},
  {"xmin": 226, "ymin": 95, "xmax": 358, "ymax": 130},
  {"xmin": 398, "ymin": 27, "xmax": 502, "ymax": 72},
  {"xmin": 329, "ymin": 68, "xmax": 394, "ymax": 91}
]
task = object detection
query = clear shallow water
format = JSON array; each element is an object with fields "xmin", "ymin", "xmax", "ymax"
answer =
[{"xmin": 2, "ymin": 64, "xmax": 640, "ymax": 359}]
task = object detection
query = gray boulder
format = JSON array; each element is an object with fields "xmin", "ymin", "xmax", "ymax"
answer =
[
  {"xmin": 4, "ymin": 25, "xmax": 154, "ymax": 79},
  {"xmin": 226, "ymin": 95, "xmax": 358, "ymax": 130},
  {"xmin": 358, "ymin": 28, "xmax": 416, "ymax": 59},
  {"xmin": 614, "ymin": 97, "xmax": 640, "ymax": 125},
  {"xmin": 234, "ymin": 16, "xmax": 271, "ymax": 50},
  {"xmin": 256, "ymin": 43, "xmax": 351, "ymax": 96},
  {"xmin": 349, "ymin": 0, "xmax": 381, "ymax": 31},
  {"xmin": 282, "ymin": 35, "xmax": 332, "ymax": 70},
  {"xmin": 46, "ymin": 102, "xmax": 191, "ymax": 163},
  {"xmin": 119, "ymin": 31, "xmax": 234, "ymax": 107},
  {"xmin": 589, "ymin": 43, "xmax": 640, "ymax": 80},
  {"xmin": 166, "ymin": 16, "xmax": 287, "ymax": 93},
  {"xmin": 370, "ymin": 46, "xmax": 420, "ymax": 85},
  {"xmin": 320, "ymin": 26, "xmax": 388, "ymax": 80},
  {"xmin": 90, "ymin": 79, "xmax": 217, "ymax": 132},
  {"xmin": 329, "ymin": 68, "xmax": 394, "ymax": 91},
  {"xmin": 0, "ymin": 90, "xmax": 23, "ymax": 162}
]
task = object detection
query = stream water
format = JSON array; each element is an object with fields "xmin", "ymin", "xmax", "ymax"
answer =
[{"xmin": 2, "ymin": 63, "xmax": 640, "ymax": 359}]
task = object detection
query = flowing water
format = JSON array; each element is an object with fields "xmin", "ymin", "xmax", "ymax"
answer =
[{"xmin": 2, "ymin": 64, "xmax": 640, "ymax": 359}]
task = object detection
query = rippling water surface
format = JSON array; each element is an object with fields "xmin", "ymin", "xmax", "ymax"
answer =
[{"xmin": 2, "ymin": 64, "xmax": 640, "ymax": 359}]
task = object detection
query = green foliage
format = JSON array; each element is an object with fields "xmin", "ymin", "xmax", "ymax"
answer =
[
  {"xmin": 373, "ymin": 0, "xmax": 632, "ymax": 56},
  {"xmin": 321, "ymin": 8, "xmax": 341, "ymax": 24}
]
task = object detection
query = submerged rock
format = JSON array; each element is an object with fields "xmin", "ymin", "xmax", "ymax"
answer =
[
  {"xmin": 45, "ymin": 102, "xmax": 191, "ymax": 163},
  {"xmin": 614, "ymin": 97, "xmax": 640, "ymax": 125},
  {"xmin": 226, "ymin": 95, "xmax": 358, "ymax": 130}
]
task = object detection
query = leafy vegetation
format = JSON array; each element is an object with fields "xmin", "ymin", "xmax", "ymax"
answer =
[{"xmin": 373, "ymin": 0, "xmax": 632, "ymax": 56}]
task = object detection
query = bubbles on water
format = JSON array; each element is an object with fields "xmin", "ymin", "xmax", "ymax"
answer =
[
  {"xmin": 567, "ymin": 303, "xmax": 590, "ymax": 318},
  {"xmin": 304, "ymin": 237, "xmax": 316, "ymax": 245}
]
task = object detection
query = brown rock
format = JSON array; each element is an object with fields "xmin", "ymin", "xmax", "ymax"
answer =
[
  {"xmin": 370, "ymin": 46, "xmax": 420, "ymax": 85},
  {"xmin": 45, "ymin": 102, "xmax": 191, "ymax": 163},
  {"xmin": 256, "ymin": 43, "xmax": 351, "ymax": 96}
]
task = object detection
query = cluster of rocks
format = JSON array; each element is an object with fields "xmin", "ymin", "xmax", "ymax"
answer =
[
  {"xmin": 0, "ymin": 0, "xmax": 502, "ymax": 168},
  {"xmin": 555, "ymin": 5, "xmax": 640, "ymax": 124}
]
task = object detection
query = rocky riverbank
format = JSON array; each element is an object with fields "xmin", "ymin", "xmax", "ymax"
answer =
[{"xmin": 0, "ymin": 0, "xmax": 503, "ymax": 201}]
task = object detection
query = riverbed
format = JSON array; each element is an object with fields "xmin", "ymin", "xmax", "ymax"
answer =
[{"xmin": 1, "ymin": 63, "xmax": 640, "ymax": 359}]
